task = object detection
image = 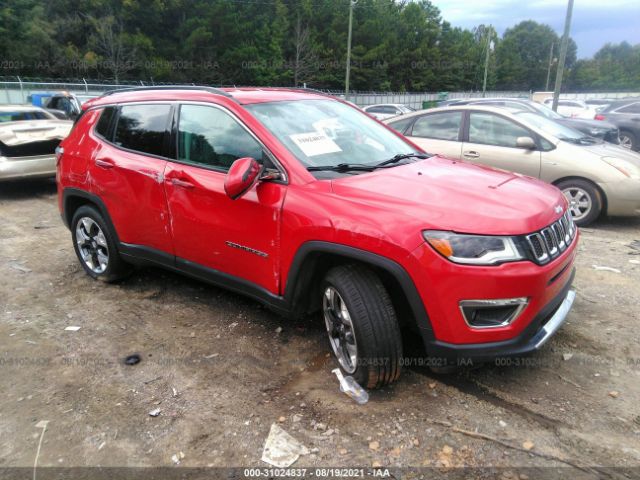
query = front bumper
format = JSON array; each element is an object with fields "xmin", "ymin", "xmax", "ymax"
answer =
[
  {"xmin": 598, "ymin": 178, "xmax": 640, "ymax": 216},
  {"xmin": 0, "ymin": 154, "xmax": 56, "ymax": 180},
  {"xmin": 423, "ymin": 269, "xmax": 575, "ymax": 363}
]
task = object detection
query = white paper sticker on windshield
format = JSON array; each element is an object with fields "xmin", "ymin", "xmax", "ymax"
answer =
[{"xmin": 290, "ymin": 132, "xmax": 342, "ymax": 157}]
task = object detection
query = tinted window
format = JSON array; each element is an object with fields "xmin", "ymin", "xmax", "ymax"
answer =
[
  {"xmin": 114, "ymin": 104, "xmax": 171, "ymax": 157},
  {"xmin": 469, "ymin": 112, "xmax": 532, "ymax": 148},
  {"xmin": 95, "ymin": 107, "xmax": 116, "ymax": 139},
  {"xmin": 617, "ymin": 103, "xmax": 640, "ymax": 114},
  {"xmin": 178, "ymin": 104, "xmax": 264, "ymax": 172},
  {"xmin": 411, "ymin": 112, "xmax": 462, "ymax": 141},
  {"xmin": 387, "ymin": 116, "xmax": 415, "ymax": 134}
]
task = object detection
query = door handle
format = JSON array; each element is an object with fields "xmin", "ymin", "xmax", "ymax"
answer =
[
  {"xmin": 171, "ymin": 178, "xmax": 195, "ymax": 189},
  {"xmin": 95, "ymin": 158, "xmax": 114, "ymax": 169},
  {"xmin": 463, "ymin": 151, "xmax": 480, "ymax": 158}
]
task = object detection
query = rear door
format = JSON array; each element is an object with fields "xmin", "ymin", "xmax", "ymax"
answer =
[
  {"xmin": 404, "ymin": 111, "xmax": 464, "ymax": 158},
  {"xmin": 89, "ymin": 103, "xmax": 174, "ymax": 254},
  {"xmin": 163, "ymin": 103, "xmax": 285, "ymax": 294},
  {"xmin": 461, "ymin": 111, "xmax": 541, "ymax": 178}
]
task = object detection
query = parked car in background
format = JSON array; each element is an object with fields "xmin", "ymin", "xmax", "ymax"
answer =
[
  {"xmin": 594, "ymin": 99, "xmax": 640, "ymax": 151},
  {"xmin": 0, "ymin": 105, "xmax": 72, "ymax": 181},
  {"xmin": 362, "ymin": 103, "xmax": 414, "ymax": 120},
  {"xmin": 542, "ymin": 98, "xmax": 597, "ymax": 119},
  {"xmin": 584, "ymin": 98, "xmax": 613, "ymax": 111},
  {"xmin": 385, "ymin": 105, "xmax": 640, "ymax": 226},
  {"xmin": 58, "ymin": 86, "xmax": 578, "ymax": 388},
  {"xmin": 45, "ymin": 92, "xmax": 98, "ymax": 120},
  {"xmin": 447, "ymin": 98, "xmax": 619, "ymax": 145}
]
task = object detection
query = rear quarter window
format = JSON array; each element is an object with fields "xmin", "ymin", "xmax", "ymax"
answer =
[{"xmin": 95, "ymin": 107, "xmax": 116, "ymax": 139}]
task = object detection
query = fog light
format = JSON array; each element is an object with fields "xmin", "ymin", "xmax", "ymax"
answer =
[{"xmin": 459, "ymin": 298, "xmax": 529, "ymax": 329}]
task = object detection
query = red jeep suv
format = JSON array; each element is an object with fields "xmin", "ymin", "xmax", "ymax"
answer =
[{"xmin": 57, "ymin": 86, "xmax": 578, "ymax": 388}]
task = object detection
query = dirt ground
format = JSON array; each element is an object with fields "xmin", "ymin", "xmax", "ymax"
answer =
[{"xmin": 1, "ymin": 179, "xmax": 639, "ymax": 479}]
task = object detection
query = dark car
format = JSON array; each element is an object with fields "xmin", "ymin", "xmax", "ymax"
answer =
[
  {"xmin": 447, "ymin": 98, "xmax": 620, "ymax": 145},
  {"xmin": 595, "ymin": 99, "xmax": 640, "ymax": 151}
]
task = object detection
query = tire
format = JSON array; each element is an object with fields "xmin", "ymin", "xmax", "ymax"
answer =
[
  {"xmin": 71, "ymin": 205, "xmax": 131, "ymax": 282},
  {"xmin": 556, "ymin": 179, "xmax": 603, "ymax": 227},
  {"xmin": 619, "ymin": 130, "xmax": 637, "ymax": 151},
  {"xmin": 321, "ymin": 264, "xmax": 402, "ymax": 389}
]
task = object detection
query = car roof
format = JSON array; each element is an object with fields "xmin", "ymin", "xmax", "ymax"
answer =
[
  {"xmin": 0, "ymin": 105, "xmax": 47, "ymax": 112},
  {"xmin": 453, "ymin": 97, "xmax": 531, "ymax": 103},
  {"xmin": 386, "ymin": 104, "xmax": 522, "ymax": 121},
  {"xmin": 84, "ymin": 87, "xmax": 330, "ymax": 109}
]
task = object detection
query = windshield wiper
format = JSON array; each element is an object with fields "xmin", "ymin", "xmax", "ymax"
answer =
[
  {"xmin": 307, "ymin": 163, "xmax": 376, "ymax": 172},
  {"xmin": 373, "ymin": 152, "xmax": 430, "ymax": 168}
]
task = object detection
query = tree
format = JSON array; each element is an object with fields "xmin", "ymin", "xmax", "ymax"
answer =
[{"xmin": 86, "ymin": 14, "xmax": 139, "ymax": 83}]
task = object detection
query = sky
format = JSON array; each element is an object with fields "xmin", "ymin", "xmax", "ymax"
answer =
[{"xmin": 434, "ymin": 0, "xmax": 640, "ymax": 58}]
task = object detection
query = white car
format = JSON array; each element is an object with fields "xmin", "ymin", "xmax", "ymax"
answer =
[
  {"xmin": 362, "ymin": 104, "xmax": 414, "ymax": 120},
  {"xmin": 542, "ymin": 98, "xmax": 597, "ymax": 119}
]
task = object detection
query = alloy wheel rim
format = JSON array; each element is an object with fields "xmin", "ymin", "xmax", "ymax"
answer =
[
  {"xmin": 323, "ymin": 286, "xmax": 358, "ymax": 374},
  {"xmin": 619, "ymin": 135, "xmax": 632, "ymax": 149},
  {"xmin": 562, "ymin": 187, "xmax": 592, "ymax": 221},
  {"xmin": 76, "ymin": 217, "xmax": 109, "ymax": 274}
]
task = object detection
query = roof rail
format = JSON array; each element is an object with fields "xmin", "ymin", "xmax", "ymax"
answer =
[{"xmin": 100, "ymin": 85, "xmax": 235, "ymax": 99}]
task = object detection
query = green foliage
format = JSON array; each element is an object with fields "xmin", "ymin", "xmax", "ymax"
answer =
[{"xmin": 0, "ymin": 0, "xmax": 636, "ymax": 91}]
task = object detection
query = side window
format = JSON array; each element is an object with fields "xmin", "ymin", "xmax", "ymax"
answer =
[
  {"xmin": 618, "ymin": 103, "xmax": 640, "ymax": 114},
  {"xmin": 411, "ymin": 112, "xmax": 462, "ymax": 141},
  {"xmin": 113, "ymin": 104, "xmax": 171, "ymax": 157},
  {"xmin": 366, "ymin": 106, "xmax": 385, "ymax": 113},
  {"xmin": 95, "ymin": 107, "xmax": 116, "ymax": 139},
  {"xmin": 468, "ymin": 112, "xmax": 532, "ymax": 148},
  {"xmin": 177, "ymin": 104, "xmax": 264, "ymax": 172},
  {"xmin": 387, "ymin": 116, "xmax": 415, "ymax": 134}
]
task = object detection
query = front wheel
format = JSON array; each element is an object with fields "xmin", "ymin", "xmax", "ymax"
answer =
[
  {"xmin": 322, "ymin": 265, "xmax": 403, "ymax": 389},
  {"xmin": 557, "ymin": 179, "xmax": 602, "ymax": 227},
  {"xmin": 619, "ymin": 130, "xmax": 637, "ymax": 151}
]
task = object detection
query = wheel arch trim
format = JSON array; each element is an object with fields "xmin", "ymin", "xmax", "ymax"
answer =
[
  {"xmin": 284, "ymin": 241, "xmax": 435, "ymax": 339},
  {"xmin": 62, "ymin": 188, "xmax": 121, "ymax": 243}
]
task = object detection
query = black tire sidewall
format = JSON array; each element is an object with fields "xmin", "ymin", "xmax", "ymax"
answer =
[
  {"xmin": 322, "ymin": 266, "xmax": 402, "ymax": 389},
  {"xmin": 557, "ymin": 179, "xmax": 602, "ymax": 226},
  {"xmin": 71, "ymin": 205, "xmax": 125, "ymax": 281}
]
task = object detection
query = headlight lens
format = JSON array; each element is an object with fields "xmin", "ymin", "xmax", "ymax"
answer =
[
  {"xmin": 602, "ymin": 156, "xmax": 640, "ymax": 179},
  {"xmin": 423, "ymin": 231, "xmax": 525, "ymax": 265}
]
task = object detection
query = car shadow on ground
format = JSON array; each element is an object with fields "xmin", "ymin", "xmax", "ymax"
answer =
[{"xmin": 0, "ymin": 178, "xmax": 56, "ymax": 200}]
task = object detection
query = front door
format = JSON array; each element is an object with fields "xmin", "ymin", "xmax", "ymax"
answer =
[
  {"xmin": 461, "ymin": 111, "xmax": 542, "ymax": 178},
  {"xmin": 163, "ymin": 103, "xmax": 285, "ymax": 294}
]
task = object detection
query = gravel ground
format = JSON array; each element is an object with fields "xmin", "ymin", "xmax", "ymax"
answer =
[{"xmin": 0, "ymin": 179, "xmax": 639, "ymax": 479}]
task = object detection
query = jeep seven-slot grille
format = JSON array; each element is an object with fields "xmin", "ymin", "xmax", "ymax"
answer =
[{"xmin": 525, "ymin": 211, "xmax": 576, "ymax": 264}]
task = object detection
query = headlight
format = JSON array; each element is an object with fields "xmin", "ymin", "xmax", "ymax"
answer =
[
  {"xmin": 423, "ymin": 231, "xmax": 525, "ymax": 265},
  {"xmin": 602, "ymin": 156, "xmax": 640, "ymax": 179}
]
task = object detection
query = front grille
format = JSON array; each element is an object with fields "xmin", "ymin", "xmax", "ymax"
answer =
[{"xmin": 525, "ymin": 210, "xmax": 576, "ymax": 264}]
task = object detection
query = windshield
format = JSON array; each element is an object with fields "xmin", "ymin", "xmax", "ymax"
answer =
[
  {"xmin": 515, "ymin": 112, "xmax": 587, "ymax": 142},
  {"xmin": 527, "ymin": 102, "xmax": 564, "ymax": 120},
  {"xmin": 246, "ymin": 100, "xmax": 417, "ymax": 169}
]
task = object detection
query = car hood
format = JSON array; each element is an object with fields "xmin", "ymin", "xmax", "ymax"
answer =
[
  {"xmin": 559, "ymin": 117, "xmax": 617, "ymax": 130},
  {"xmin": 578, "ymin": 141, "xmax": 640, "ymax": 164},
  {"xmin": 0, "ymin": 119, "xmax": 72, "ymax": 146},
  {"xmin": 330, "ymin": 156, "xmax": 566, "ymax": 236}
]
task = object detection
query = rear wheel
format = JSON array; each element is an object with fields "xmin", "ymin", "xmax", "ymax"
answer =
[
  {"xmin": 557, "ymin": 179, "xmax": 602, "ymax": 226},
  {"xmin": 619, "ymin": 130, "xmax": 637, "ymax": 151},
  {"xmin": 322, "ymin": 265, "xmax": 402, "ymax": 389},
  {"xmin": 71, "ymin": 205, "xmax": 131, "ymax": 282}
]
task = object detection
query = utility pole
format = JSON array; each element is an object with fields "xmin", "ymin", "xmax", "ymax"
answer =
[
  {"xmin": 482, "ymin": 26, "xmax": 493, "ymax": 97},
  {"xmin": 552, "ymin": 0, "xmax": 574, "ymax": 112},
  {"xmin": 545, "ymin": 42, "xmax": 555, "ymax": 91},
  {"xmin": 345, "ymin": 0, "xmax": 357, "ymax": 101}
]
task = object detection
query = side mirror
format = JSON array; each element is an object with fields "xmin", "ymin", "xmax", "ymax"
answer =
[
  {"xmin": 516, "ymin": 136, "xmax": 536, "ymax": 150},
  {"xmin": 224, "ymin": 157, "xmax": 263, "ymax": 200}
]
